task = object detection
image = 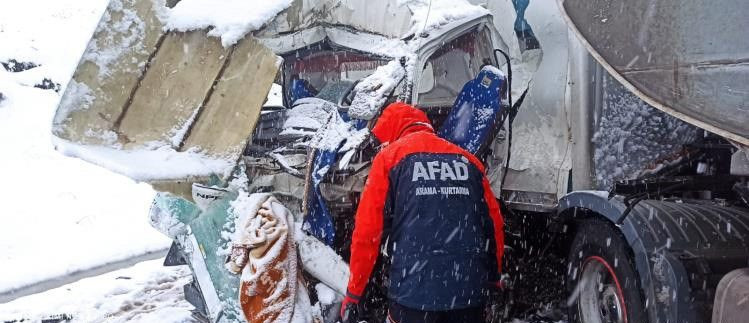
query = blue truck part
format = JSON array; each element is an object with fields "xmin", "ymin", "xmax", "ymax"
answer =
[{"xmin": 438, "ymin": 67, "xmax": 507, "ymax": 155}]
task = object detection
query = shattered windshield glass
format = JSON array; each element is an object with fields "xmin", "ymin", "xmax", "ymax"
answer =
[{"xmin": 282, "ymin": 42, "xmax": 389, "ymax": 106}]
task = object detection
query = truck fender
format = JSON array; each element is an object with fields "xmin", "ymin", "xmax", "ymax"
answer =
[{"xmin": 556, "ymin": 191, "xmax": 748, "ymax": 323}]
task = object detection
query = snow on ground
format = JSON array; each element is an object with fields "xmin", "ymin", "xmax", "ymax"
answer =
[
  {"xmin": 0, "ymin": 257, "xmax": 561, "ymax": 323},
  {"xmin": 0, "ymin": 0, "xmax": 170, "ymax": 295},
  {"xmin": 0, "ymin": 260, "xmax": 196, "ymax": 323}
]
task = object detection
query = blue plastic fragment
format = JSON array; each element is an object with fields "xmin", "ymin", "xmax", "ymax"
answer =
[{"xmin": 438, "ymin": 67, "xmax": 507, "ymax": 154}]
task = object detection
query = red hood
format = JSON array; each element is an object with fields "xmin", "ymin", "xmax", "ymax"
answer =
[{"xmin": 371, "ymin": 102, "xmax": 433, "ymax": 145}]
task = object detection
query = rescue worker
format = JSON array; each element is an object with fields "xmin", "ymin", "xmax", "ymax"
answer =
[{"xmin": 340, "ymin": 102, "xmax": 504, "ymax": 323}]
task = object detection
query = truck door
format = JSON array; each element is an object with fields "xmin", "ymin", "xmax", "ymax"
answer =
[{"xmin": 415, "ymin": 25, "xmax": 497, "ymax": 128}]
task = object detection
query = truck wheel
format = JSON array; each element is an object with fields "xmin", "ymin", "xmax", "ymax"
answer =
[{"xmin": 567, "ymin": 219, "xmax": 648, "ymax": 323}]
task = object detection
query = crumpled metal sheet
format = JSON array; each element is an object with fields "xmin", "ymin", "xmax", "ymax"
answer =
[{"xmin": 259, "ymin": 0, "xmax": 412, "ymax": 39}]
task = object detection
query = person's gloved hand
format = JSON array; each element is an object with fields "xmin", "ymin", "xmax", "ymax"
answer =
[
  {"xmin": 487, "ymin": 274, "xmax": 511, "ymax": 290},
  {"xmin": 340, "ymin": 293, "xmax": 361, "ymax": 323}
]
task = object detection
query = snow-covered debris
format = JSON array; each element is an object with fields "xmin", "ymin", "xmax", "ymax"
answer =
[
  {"xmin": 166, "ymin": 0, "xmax": 293, "ymax": 47},
  {"xmin": 349, "ymin": 60, "xmax": 408, "ymax": 120},
  {"xmin": 309, "ymin": 109, "xmax": 369, "ymax": 152},
  {"xmin": 282, "ymin": 98, "xmax": 339, "ymax": 135},
  {"xmin": 281, "ymin": 97, "xmax": 369, "ymax": 152},
  {"xmin": 268, "ymin": 152, "xmax": 307, "ymax": 176},
  {"xmin": 296, "ymin": 228, "xmax": 350, "ymax": 296},
  {"xmin": 400, "ymin": 0, "xmax": 489, "ymax": 36},
  {"xmin": 1, "ymin": 59, "xmax": 39, "ymax": 73},
  {"xmin": 53, "ymin": 137, "xmax": 235, "ymax": 182}
]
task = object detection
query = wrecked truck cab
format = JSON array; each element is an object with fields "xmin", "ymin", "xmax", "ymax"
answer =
[
  {"xmin": 154, "ymin": 10, "xmax": 510, "ymax": 323},
  {"xmin": 52, "ymin": 0, "xmax": 512, "ymax": 321}
]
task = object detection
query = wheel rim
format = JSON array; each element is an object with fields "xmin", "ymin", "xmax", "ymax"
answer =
[{"xmin": 577, "ymin": 256, "xmax": 628, "ymax": 323}]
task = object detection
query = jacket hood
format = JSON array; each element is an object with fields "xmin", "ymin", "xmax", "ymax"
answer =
[{"xmin": 371, "ymin": 102, "xmax": 433, "ymax": 145}]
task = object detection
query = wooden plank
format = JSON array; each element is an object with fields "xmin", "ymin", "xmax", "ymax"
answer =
[
  {"xmin": 53, "ymin": 0, "xmax": 166, "ymax": 145},
  {"xmin": 119, "ymin": 31, "xmax": 230, "ymax": 148},
  {"xmin": 181, "ymin": 36, "xmax": 280, "ymax": 158}
]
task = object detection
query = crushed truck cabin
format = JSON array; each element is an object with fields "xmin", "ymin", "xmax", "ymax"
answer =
[{"xmin": 52, "ymin": 0, "xmax": 749, "ymax": 323}]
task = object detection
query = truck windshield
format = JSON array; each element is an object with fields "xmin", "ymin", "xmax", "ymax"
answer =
[{"xmin": 282, "ymin": 44, "xmax": 388, "ymax": 106}]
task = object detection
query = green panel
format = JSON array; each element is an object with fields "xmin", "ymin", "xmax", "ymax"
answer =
[
  {"xmin": 154, "ymin": 192, "xmax": 201, "ymax": 225},
  {"xmin": 189, "ymin": 192, "xmax": 241, "ymax": 322}
]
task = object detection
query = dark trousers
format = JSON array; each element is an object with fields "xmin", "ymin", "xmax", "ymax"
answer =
[{"xmin": 386, "ymin": 302, "xmax": 484, "ymax": 323}]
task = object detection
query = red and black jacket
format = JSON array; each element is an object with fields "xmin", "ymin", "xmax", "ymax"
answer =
[{"xmin": 346, "ymin": 102, "xmax": 504, "ymax": 311}]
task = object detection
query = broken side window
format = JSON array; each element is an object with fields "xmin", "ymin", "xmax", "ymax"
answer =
[{"xmin": 417, "ymin": 26, "xmax": 495, "ymax": 109}]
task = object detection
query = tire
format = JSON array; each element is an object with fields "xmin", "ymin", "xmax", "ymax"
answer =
[{"xmin": 566, "ymin": 219, "xmax": 648, "ymax": 323}]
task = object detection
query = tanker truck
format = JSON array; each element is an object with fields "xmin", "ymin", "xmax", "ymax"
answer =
[{"xmin": 51, "ymin": 0, "xmax": 749, "ymax": 322}]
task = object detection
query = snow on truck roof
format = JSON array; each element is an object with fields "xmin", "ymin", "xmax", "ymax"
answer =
[{"xmin": 167, "ymin": 0, "xmax": 490, "ymax": 52}]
